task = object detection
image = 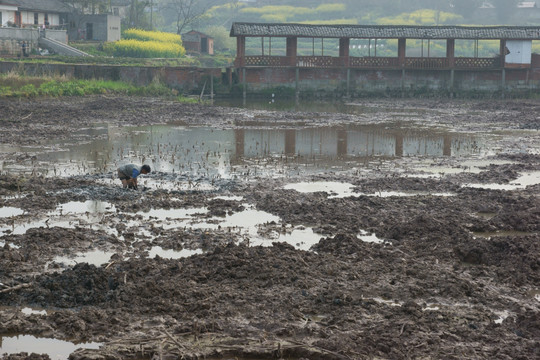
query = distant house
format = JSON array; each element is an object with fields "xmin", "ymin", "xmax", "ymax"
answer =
[
  {"xmin": 518, "ymin": 2, "xmax": 537, "ymax": 8},
  {"xmin": 67, "ymin": 14, "xmax": 121, "ymax": 42},
  {"xmin": 481, "ymin": 1, "xmax": 538, "ymax": 8},
  {"xmin": 182, "ymin": 30, "xmax": 214, "ymax": 55},
  {"xmin": 110, "ymin": 0, "xmax": 130, "ymax": 18},
  {"xmin": 0, "ymin": 0, "xmax": 70, "ymax": 28}
]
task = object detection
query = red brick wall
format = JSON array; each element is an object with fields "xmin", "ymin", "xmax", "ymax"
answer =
[{"xmin": 238, "ymin": 66, "xmax": 540, "ymax": 93}]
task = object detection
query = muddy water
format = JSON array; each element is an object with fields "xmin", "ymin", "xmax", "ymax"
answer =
[
  {"xmin": 0, "ymin": 335, "xmax": 101, "ymax": 359},
  {"xmin": 0, "ymin": 123, "xmax": 482, "ymax": 178}
]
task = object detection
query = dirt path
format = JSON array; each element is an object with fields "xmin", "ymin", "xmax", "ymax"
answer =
[{"xmin": 0, "ymin": 96, "xmax": 539, "ymax": 359}]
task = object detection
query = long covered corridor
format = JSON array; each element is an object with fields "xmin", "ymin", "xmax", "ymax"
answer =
[{"xmin": 230, "ymin": 23, "xmax": 540, "ymax": 70}]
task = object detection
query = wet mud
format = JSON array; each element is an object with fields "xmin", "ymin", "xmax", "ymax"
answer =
[{"xmin": 0, "ymin": 96, "xmax": 539, "ymax": 359}]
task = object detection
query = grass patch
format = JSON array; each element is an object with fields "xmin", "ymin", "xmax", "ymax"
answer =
[
  {"xmin": 0, "ymin": 73, "xmax": 194, "ymax": 100},
  {"xmin": 0, "ymin": 54, "xmax": 202, "ymax": 67}
]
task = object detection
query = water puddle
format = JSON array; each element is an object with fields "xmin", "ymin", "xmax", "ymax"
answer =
[
  {"xmin": 56, "ymin": 200, "xmax": 116, "ymax": 215},
  {"xmin": 494, "ymin": 310, "xmax": 511, "ymax": 324},
  {"xmin": 0, "ymin": 335, "xmax": 101, "ymax": 359},
  {"xmin": 49, "ymin": 249, "xmax": 116, "ymax": 268},
  {"xmin": 137, "ymin": 205, "xmax": 322, "ymax": 250},
  {"xmin": 284, "ymin": 181, "xmax": 355, "ymax": 197},
  {"xmin": 221, "ymin": 207, "xmax": 281, "ymax": 231},
  {"xmin": 148, "ymin": 246, "xmax": 203, "ymax": 259},
  {"xmin": 138, "ymin": 207, "xmax": 208, "ymax": 221},
  {"xmin": 412, "ymin": 159, "xmax": 514, "ymax": 176},
  {"xmin": 357, "ymin": 230, "xmax": 387, "ymax": 244},
  {"xmin": 373, "ymin": 190, "xmax": 454, "ymax": 198},
  {"xmin": 463, "ymin": 171, "xmax": 540, "ymax": 190},
  {"xmin": 0, "ymin": 207, "xmax": 24, "ymax": 218},
  {"xmin": 1, "ymin": 200, "xmax": 324, "ymax": 264},
  {"xmin": 252, "ymin": 226, "xmax": 322, "ymax": 250},
  {"xmin": 21, "ymin": 307, "xmax": 47, "ymax": 316},
  {"xmin": 213, "ymin": 195, "xmax": 244, "ymax": 201},
  {"xmin": 136, "ymin": 207, "xmax": 210, "ymax": 231},
  {"xmin": 284, "ymin": 181, "xmax": 454, "ymax": 198},
  {"xmin": 1, "ymin": 219, "xmax": 75, "ymax": 236},
  {"xmin": 0, "ymin": 200, "xmax": 117, "ymax": 236},
  {"xmin": 283, "ymin": 171, "xmax": 539, "ymax": 198}
]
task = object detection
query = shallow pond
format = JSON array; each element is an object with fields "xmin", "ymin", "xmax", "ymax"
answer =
[{"xmin": 0, "ymin": 122, "xmax": 483, "ymax": 179}]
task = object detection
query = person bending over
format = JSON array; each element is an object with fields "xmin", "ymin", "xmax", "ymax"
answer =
[{"xmin": 117, "ymin": 164, "xmax": 151, "ymax": 190}]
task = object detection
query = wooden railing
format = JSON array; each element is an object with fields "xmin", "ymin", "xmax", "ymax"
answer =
[
  {"xmin": 243, "ymin": 56, "xmax": 291, "ymax": 67},
  {"xmin": 405, "ymin": 57, "xmax": 450, "ymax": 69},
  {"xmin": 239, "ymin": 55, "xmax": 504, "ymax": 70},
  {"xmin": 350, "ymin": 57, "xmax": 400, "ymax": 68},
  {"xmin": 296, "ymin": 56, "xmax": 345, "ymax": 67},
  {"xmin": 454, "ymin": 57, "xmax": 501, "ymax": 69}
]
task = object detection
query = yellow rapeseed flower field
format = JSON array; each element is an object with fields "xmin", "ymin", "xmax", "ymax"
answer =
[
  {"xmin": 123, "ymin": 28, "xmax": 183, "ymax": 45},
  {"xmin": 104, "ymin": 39, "xmax": 186, "ymax": 58}
]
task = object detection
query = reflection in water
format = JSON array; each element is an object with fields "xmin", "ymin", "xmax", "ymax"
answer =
[
  {"xmin": 57, "ymin": 200, "xmax": 116, "ymax": 215},
  {"xmin": 215, "ymin": 98, "xmax": 406, "ymax": 115},
  {"xmin": 0, "ymin": 123, "xmax": 480, "ymax": 178}
]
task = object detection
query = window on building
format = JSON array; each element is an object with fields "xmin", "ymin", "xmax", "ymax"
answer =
[
  {"xmin": 0, "ymin": 12, "xmax": 3, "ymax": 27},
  {"xmin": 44, "ymin": 13, "xmax": 49, "ymax": 26},
  {"xmin": 34, "ymin": 13, "xmax": 38, "ymax": 25},
  {"xmin": 113, "ymin": 7, "xmax": 119, "ymax": 16}
]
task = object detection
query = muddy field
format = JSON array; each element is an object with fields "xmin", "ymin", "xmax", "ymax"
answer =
[{"xmin": 0, "ymin": 96, "xmax": 539, "ymax": 359}]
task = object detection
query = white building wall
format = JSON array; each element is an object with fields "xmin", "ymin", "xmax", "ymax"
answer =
[
  {"xmin": 506, "ymin": 40, "xmax": 532, "ymax": 64},
  {"xmin": 107, "ymin": 15, "xmax": 120, "ymax": 41},
  {"xmin": 19, "ymin": 11, "xmax": 60, "ymax": 27},
  {"xmin": 0, "ymin": 6, "xmax": 16, "ymax": 27}
]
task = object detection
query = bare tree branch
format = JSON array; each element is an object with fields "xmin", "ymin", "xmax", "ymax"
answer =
[{"xmin": 162, "ymin": 0, "xmax": 212, "ymax": 35}]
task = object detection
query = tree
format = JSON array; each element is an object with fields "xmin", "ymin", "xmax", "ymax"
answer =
[
  {"xmin": 161, "ymin": 0, "xmax": 213, "ymax": 35},
  {"xmin": 61, "ymin": 0, "xmax": 109, "ymax": 14},
  {"xmin": 203, "ymin": 25, "xmax": 235, "ymax": 51},
  {"xmin": 128, "ymin": 0, "xmax": 151, "ymax": 28}
]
